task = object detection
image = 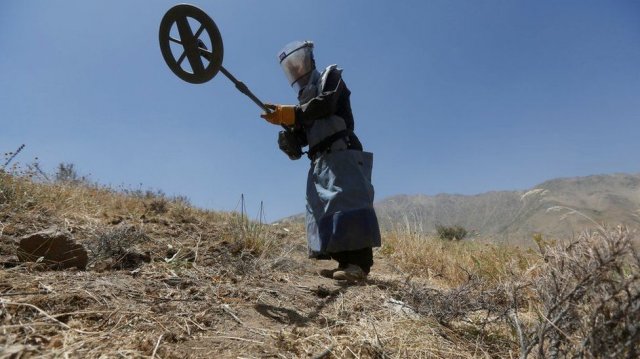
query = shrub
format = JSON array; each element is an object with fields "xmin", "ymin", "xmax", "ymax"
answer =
[
  {"xmin": 55, "ymin": 162, "xmax": 89, "ymax": 184},
  {"xmin": 88, "ymin": 226, "xmax": 150, "ymax": 269},
  {"xmin": 510, "ymin": 226, "xmax": 640, "ymax": 358},
  {"xmin": 55, "ymin": 163, "xmax": 79, "ymax": 182},
  {"xmin": 435, "ymin": 224, "xmax": 468, "ymax": 240}
]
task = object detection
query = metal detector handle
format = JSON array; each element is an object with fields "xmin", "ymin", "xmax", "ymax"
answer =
[
  {"xmin": 219, "ymin": 66, "xmax": 289, "ymax": 130},
  {"xmin": 197, "ymin": 48, "xmax": 273, "ymax": 115},
  {"xmin": 219, "ymin": 66, "xmax": 272, "ymax": 114}
]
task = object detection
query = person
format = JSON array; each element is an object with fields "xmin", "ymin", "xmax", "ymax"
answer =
[{"xmin": 261, "ymin": 41, "xmax": 381, "ymax": 282}]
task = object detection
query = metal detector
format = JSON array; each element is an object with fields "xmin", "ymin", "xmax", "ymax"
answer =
[{"xmin": 159, "ymin": 4, "xmax": 271, "ymax": 113}]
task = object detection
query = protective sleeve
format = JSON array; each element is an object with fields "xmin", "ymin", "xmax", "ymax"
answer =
[
  {"xmin": 292, "ymin": 126, "xmax": 308, "ymax": 147},
  {"xmin": 295, "ymin": 70, "xmax": 345, "ymax": 128}
]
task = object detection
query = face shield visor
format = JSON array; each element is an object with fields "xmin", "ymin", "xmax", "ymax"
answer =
[{"xmin": 278, "ymin": 41, "xmax": 315, "ymax": 92}]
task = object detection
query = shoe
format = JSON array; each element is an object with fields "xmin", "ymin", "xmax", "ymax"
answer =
[
  {"xmin": 319, "ymin": 265, "xmax": 345, "ymax": 279},
  {"xmin": 333, "ymin": 264, "xmax": 366, "ymax": 282}
]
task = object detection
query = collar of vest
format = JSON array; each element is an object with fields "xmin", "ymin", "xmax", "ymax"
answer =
[{"xmin": 318, "ymin": 64, "xmax": 339, "ymax": 92}]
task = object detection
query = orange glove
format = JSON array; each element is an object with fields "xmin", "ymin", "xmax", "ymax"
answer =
[{"xmin": 261, "ymin": 104, "xmax": 296, "ymax": 126}]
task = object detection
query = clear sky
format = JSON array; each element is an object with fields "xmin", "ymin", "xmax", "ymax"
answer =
[{"xmin": 2, "ymin": 1, "xmax": 639, "ymax": 221}]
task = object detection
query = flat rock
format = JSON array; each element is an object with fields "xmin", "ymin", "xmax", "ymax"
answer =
[{"xmin": 17, "ymin": 227, "xmax": 88, "ymax": 270}]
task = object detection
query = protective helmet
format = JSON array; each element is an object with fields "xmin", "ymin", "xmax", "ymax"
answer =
[{"xmin": 278, "ymin": 41, "xmax": 315, "ymax": 92}]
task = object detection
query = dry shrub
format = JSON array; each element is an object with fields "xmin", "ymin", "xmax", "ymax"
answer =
[
  {"xmin": 54, "ymin": 163, "xmax": 87, "ymax": 184},
  {"xmin": 511, "ymin": 226, "xmax": 640, "ymax": 358},
  {"xmin": 400, "ymin": 273, "xmax": 511, "ymax": 326},
  {"xmin": 87, "ymin": 226, "xmax": 150, "ymax": 269}
]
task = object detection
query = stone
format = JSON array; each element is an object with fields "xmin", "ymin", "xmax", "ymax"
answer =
[{"xmin": 17, "ymin": 227, "xmax": 88, "ymax": 270}]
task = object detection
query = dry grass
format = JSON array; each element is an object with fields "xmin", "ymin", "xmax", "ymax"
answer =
[
  {"xmin": 380, "ymin": 221, "xmax": 534, "ymax": 287},
  {"xmin": 370, "ymin": 216, "xmax": 640, "ymax": 358},
  {"xmin": 2, "ymin": 171, "xmax": 639, "ymax": 358}
]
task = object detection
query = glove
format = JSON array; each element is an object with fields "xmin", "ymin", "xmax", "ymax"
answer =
[
  {"xmin": 278, "ymin": 129, "xmax": 303, "ymax": 160},
  {"xmin": 261, "ymin": 104, "xmax": 296, "ymax": 126}
]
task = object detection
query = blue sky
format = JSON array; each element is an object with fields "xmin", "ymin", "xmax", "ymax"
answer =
[{"xmin": 2, "ymin": 1, "xmax": 639, "ymax": 221}]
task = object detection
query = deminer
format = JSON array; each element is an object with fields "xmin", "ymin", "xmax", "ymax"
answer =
[{"xmin": 261, "ymin": 41, "xmax": 381, "ymax": 282}]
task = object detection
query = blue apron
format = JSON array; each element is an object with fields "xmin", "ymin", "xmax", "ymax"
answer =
[
  {"xmin": 305, "ymin": 149, "xmax": 381, "ymax": 257},
  {"xmin": 300, "ymin": 65, "xmax": 381, "ymax": 258}
]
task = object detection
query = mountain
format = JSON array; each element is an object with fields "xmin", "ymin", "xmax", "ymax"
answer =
[{"xmin": 375, "ymin": 173, "xmax": 640, "ymax": 243}]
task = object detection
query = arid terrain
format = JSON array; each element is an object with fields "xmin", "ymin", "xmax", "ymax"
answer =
[
  {"xmin": 375, "ymin": 173, "xmax": 640, "ymax": 242},
  {"xmin": 1, "ymin": 171, "xmax": 639, "ymax": 358}
]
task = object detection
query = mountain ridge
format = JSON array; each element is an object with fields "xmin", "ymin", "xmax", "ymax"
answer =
[{"xmin": 375, "ymin": 172, "xmax": 640, "ymax": 242}]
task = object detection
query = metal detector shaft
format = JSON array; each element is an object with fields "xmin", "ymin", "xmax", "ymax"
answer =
[
  {"xmin": 219, "ymin": 66, "xmax": 270, "ymax": 113},
  {"xmin": 220, "ymin": 66, "xmax": 287, "ymax": 130}
]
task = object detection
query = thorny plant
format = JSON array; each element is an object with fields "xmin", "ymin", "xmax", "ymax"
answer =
[{"xmin": 510, "ymin": 226, "xmax": 640, "ymax": 358}]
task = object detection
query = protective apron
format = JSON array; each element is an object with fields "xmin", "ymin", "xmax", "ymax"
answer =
[{"xmin": 302, "ymin": 66, "xmax": 382, "ymax": 258}]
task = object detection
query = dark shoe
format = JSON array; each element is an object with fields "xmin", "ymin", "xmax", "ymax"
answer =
[
  {"xmin": 333, "ymin": 264, "xmax": 366, "ymax": 282},
  {"xmin": 318, "ymin": 265, "xmax": 344, "ymax": 279}
]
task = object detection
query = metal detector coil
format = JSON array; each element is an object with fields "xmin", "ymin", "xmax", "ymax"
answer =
[{"xmin": 159, "ymin": 4, "xmax": 271, "ymax": 113}]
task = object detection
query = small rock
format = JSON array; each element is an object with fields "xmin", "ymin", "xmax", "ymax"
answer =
[
  {"xmin": 17, "ymin": 227, "xmax": 88, "ymax": 270},
  {"xmin": 385, "ymin": 298, "xmax": 420, "ymax": 319}
]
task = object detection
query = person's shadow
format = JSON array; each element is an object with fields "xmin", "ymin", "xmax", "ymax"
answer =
[{"xmin": 254, "ymin": 282, "xmax": 352, "ymax": 326}]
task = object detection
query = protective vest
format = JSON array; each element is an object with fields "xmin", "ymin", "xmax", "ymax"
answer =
[{"xmin": 299, "ymin": 65, "xmax": 349, "ymax": 156}]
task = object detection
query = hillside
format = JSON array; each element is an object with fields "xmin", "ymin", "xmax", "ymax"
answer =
[
  {"xmin": 1, "ymin": 171, "xmax": 639, "ymax": 358},
  {"xmin": 375, "ymin": 173, "xmax": 640, "ymax": 243}
]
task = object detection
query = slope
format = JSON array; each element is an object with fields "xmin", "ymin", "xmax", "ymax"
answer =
[{"xmin": 2, "ymin": 172, "xmax": 638, "ymax": 358}]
